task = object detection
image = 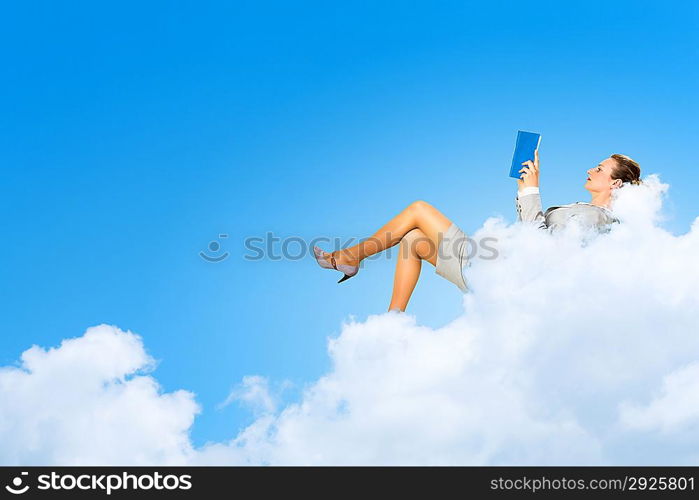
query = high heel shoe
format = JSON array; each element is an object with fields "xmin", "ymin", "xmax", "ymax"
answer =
[{"xmin": 313, "ymin": 246, "xmax": 359, "ymax": 283}]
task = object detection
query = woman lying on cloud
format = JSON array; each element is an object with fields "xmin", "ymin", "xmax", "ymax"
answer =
[{"xmin": 314, "ymin": 150, "xmax": 642, "ymax": 312}]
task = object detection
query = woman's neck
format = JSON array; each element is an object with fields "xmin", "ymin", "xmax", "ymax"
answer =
[{"xmin": 589, "ymin": 191, "xmax": 612, "ymax": 209}]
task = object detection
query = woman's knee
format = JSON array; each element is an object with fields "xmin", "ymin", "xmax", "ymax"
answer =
[
  {"xmin": 400, "ymin": 228, "xmax": 435, "ymax": 259},
  {"xmin": 408, "ymin": 199, "xmax": 433, "ymax": 213},
  {"xmin": 399, "ymin": 229, "xmax": 419, "ymax": 258},
  {"xmin": 400, "ymin": 228, "xmax": 419, "ymax": 248},
  {"xmin": 407, "ymin": 199, "xmax": 450, "ymax": 237}
]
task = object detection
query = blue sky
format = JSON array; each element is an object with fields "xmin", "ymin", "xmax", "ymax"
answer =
[{"xmin": 1, "ymin": 1, "xmax": 697, "ymax": 447}]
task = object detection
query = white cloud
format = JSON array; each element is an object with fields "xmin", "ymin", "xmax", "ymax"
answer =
[
  {"xmin": 619, "ymin": 362, "xmax": 699, "ymax": 434},
  {"xmin": 217, "ymin": 375, "xmax": 280, "ymax": 415},
  {"xmin": 0, "ymin": 325, "xmax": 200, "ymax": 465},
  {"xmin": 2, "ymin": 174, "xmax": 699, "ymax": 465}
]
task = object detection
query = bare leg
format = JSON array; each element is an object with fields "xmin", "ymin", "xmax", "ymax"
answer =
[
  {"xmin": 320, "ymin": 200, "xmax": 452, "ymax": 268},
  {"xmin": 388, "ymin": 228, "xmax": 438, "ymax": 311}
]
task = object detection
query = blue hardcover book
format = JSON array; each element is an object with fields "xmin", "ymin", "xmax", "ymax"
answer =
[{"xmin": 509, "ymin": 130, "xmax": 541, "ymax": 179}]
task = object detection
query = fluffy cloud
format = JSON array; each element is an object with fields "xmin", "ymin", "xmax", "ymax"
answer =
[
  {"xmin": 619, "ymin": 362, "xmax": 699, "ymax": 434},
  {"xmin": 0, "ymin": 325, "xmax": 200, "ymax": 465},
  {"xmin": 216, "ymin": 375, "xmax": 281, "ymax": 415},
  {"xmin": 2, "ymin": 175, "xmax": 699, "ymax": 465}
]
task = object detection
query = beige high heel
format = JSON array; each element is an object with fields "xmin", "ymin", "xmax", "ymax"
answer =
[{"xmin": 313, "ymin": 246, "xmax": 359, "ymax": 283}]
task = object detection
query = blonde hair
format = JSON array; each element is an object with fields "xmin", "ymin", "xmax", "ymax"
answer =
[{"xmin": 611, "ymin": 154, "xmax": 642, "ymax": 186}]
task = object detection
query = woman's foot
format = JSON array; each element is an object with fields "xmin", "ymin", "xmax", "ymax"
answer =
[
  {"xmin": 313, "ymin": 246, "xmax": 361, "ymax": 283},
  {"xmin": 318, "ymin": 249, "xmax": 360, "ymax": 269}
]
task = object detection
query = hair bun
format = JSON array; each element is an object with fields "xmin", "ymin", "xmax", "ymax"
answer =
[{"xmin": 611, "ymin": 154, "xmax": 642, "ymax": 186}]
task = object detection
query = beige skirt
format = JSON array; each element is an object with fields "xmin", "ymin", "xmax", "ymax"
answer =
[{"xmin": 435, "ymin": 222, "xmax": 469, "ymax": 292}]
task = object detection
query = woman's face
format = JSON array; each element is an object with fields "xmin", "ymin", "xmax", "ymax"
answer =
[{"xmin": 585, "ymin": 157, "xmax": 622, "ymax": 193}]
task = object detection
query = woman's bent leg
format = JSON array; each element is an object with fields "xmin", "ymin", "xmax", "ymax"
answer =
[
  {"xmin": 327, "ymin": 200, "xmax": 452, "ymax": 267},
  {"xmin": 388, "ymin": 228, "xmax": 438, "ymax": 312}
]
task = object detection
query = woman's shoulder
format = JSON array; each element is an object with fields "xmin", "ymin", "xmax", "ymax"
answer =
[
  {"xmin": 544, "ymin": 202, "xmax": 616, "ymax": 218},
  {"xmin": 547, "ymin": 201, "xmax": 612, "ymax": 211},
  {"xmin": 574, "ymin": 202, "xmax": 615, "ymax": 214},
  {"xmin": 544, "ymin": 202, "xmax": 577, "ymax": 213}
]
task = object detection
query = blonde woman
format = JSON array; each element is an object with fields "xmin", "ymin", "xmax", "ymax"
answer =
[{"xmin": 314, "ymin": 151, "xmax": 641, "ymax": 312}]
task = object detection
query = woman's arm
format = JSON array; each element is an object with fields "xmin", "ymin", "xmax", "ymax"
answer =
[
  {"xmin": 514, "ymin": 150, "xmax": 546, "ymax": 228},
  {"xmin": 516, "ymin": 190, "xmax": 546, "ymax": 228}
]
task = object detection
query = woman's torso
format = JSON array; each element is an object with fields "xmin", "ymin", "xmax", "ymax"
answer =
[{"xmin": 544, "ymin": 202, "xmax": 618, "ymax": 232}]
